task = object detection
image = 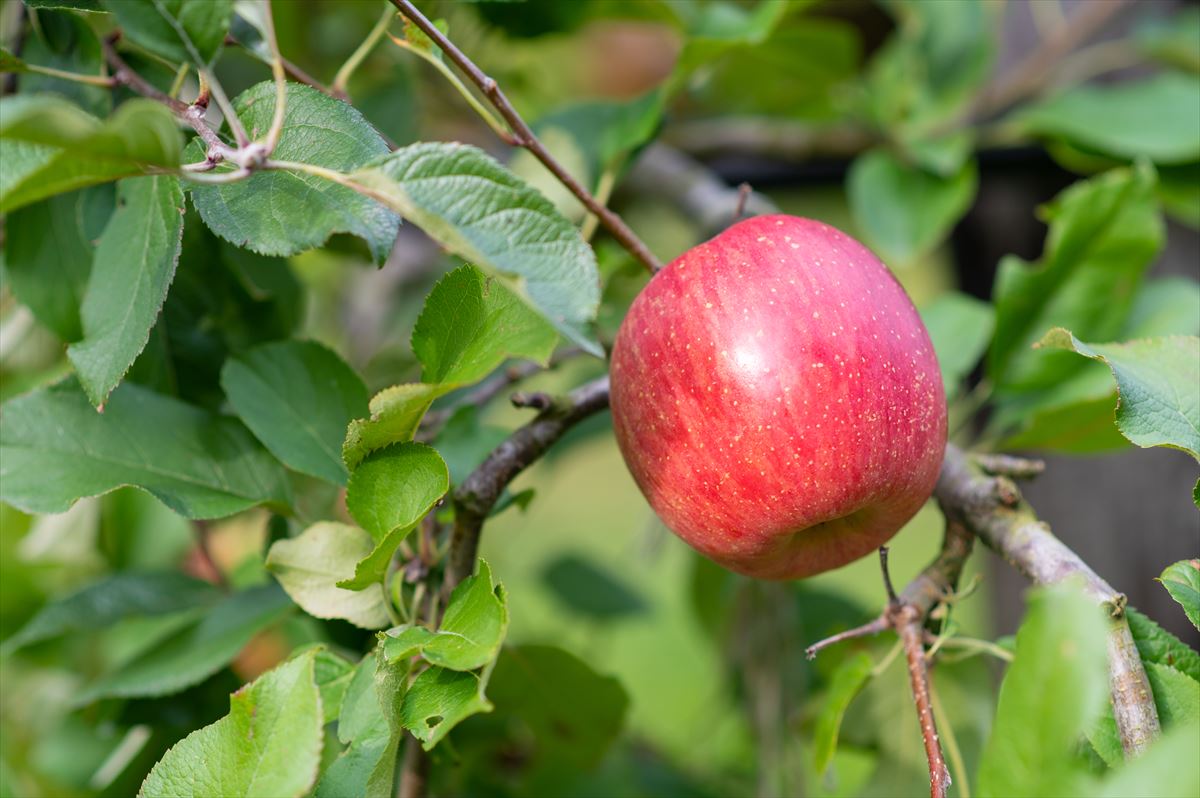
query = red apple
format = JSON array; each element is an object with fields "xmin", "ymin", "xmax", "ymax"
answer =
[{"xmin": 610, "ymin": 215, "xmax": 946, "ymax": 580}]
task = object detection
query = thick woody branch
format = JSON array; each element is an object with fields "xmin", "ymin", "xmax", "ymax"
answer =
[
  {"xmin": 444, "ymin": 376, "xmax": 611, "ymax": 589},
  {"xmin": 935, "ymin": 444, "xmax": 1159, "ymax": 758},
  {"xmin": 388, "ymin": 0, "xmax": 662, "ymax": 274}
]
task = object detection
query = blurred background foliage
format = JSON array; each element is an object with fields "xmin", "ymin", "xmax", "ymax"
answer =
[{"xmin": 1, "ymin": 0, "xmax": 1198, "ymax": 796}]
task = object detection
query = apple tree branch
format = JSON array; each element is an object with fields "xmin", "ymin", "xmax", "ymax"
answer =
[
  {"xmin": 936, "ymin": 444, "xmax": 1160, "ymax": 757},
  {"xmin": 387, "ymin": 0, "xmax": 662, "ymax": 274}
]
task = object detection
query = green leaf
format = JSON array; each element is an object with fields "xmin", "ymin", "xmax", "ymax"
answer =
[
  {"xmin": 23, "ymin": 0, "xmax": 104, "ymax": 10},
  {"xmin": 864, "ymin": 0, "xmax": 993, "ymax": 135},
  {"xmin": 919, "ymin": 291, "xmax": 994, "ymax": 400},
  {"xmin": 187, "ymin": 82, "xmax": 399, "ymax": 264},
  {"xmin": 1158, "ymin": 162, "xmax": 1200, "ymax": 228},
  {"xmin": 312, "ymin": 648, "xmax": 356, "ymax": 720},
  {"xmin": 995, "ymin": 276, "xmax": 1199, "ymax": 453},
  {"xmin": 1127, "ymin": 607, "xmax": 1200, "ymax": 683},
  {"xmin": 342, "ymin": 383, "xmax": 446, "ymax": 471},
  {"xmin": 1017, "ymin": 74, "xmax": 1200, "ymax": 165},
  {"xmin": 103, "ymin": 0, "xmax": 232, "ymax": 67},
  {"xmin": 977, "ymin": 586, "xmax": 1109, "ymax": 798},
  {"xmin": 266, "ymin": 522, "xmax": 392, "ymax": 630},
  {"xmin": 989, "ymin": 164, "xmax": 1162, "ymax": 393},
  {"xmin": 0, "ymin": 46, "xmax": 26, "ymax": 72},
  {"xmin": 383, "ymin": 559, "xmax": 508, "ymax": 671},
  {"xmin": 221, "ymin": 340, "xmax": 369, "ymax": 485},
  {"xmin": 540, "ymin": 554, "xmax": 647, "ymax": 621},
  {"xmin": 812, "ymin": 652, "xmax": 874, "ymax": 776},
  {"xmin": 667, "ymin": 0, "xmax": 791, "ymax": 92},
  {"xmin": 350, "ymin": 142, "xmax": 602, "ymax": 354},
  {"xmin": 1095, "ymin": 723, "xmax": 1200, "ymax": 798},
  {"xmin": 67, "ymin": 175, "xmax": 185, "ymax": 407},
  {"xmin": 1, "ymin": 571, "xmax": 219, "ymax": 654},
  {"xmin": 315, "ymin": 650, "xmax": 407, "ymax": 798},
  {"xmin": 1159, "ymin": 559, "xmax": 1200, "ymax": 631},
  {"xmin": 19, "ymin": 8, "xmax": 111, "ymax": 117},
  {"xmin": 533, "ymin": 92, "xmax": 663, "ymax": 177},
  {"xmin": 847, "ymin": 148, "xmax": 977, "ymax": 267},
  {"xmin": 1036, "ymin": 330, "xmax": 1200, "ymax": 460},
  {"xmin": 0, "ymin": 378, "xmax": 291, "ymax": 518},
  {"xmin": 0, "ymin": 96, "xmax": 181, "ymax": 212},
  {"xmin": 79, "ymin": 583, "xmax": 293, "ymax": 702},
  {"xmin": 1145, "ymin": 661, "xmax": 1200, "ymax": 727},
  {"xmin": 400, "ymin": 666, "xmax": 491, "ymax": 751},
  {"xmin": 485, "ymin": 644, "xmax": 630, "ymax": 769},
  {"xmin": 1136, "ymin": 8, "xmax": 1200, "ymax": 73},
  {"xmin": 413, "ymin": 264, "xmax": 558, "ymax": 385},
  {"xmin": 138, "ymin": 647, "xmax": 323, "ymax": 798},
  {"xmin": 341, "ymin": 443, "xmax": 449, "ymax": 590},
  {"xmin": 3, "ymin": 184, "xmax": 114, "ymax": 340}
]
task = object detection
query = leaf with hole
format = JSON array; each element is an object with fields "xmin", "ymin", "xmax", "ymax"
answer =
[
  {"xmin": 383, "ymin": 559, "xmax": 508, "ymax": 671},
  {"xmin": 400, "ymin": 666, "xmax": 492, "ymax": 751}
]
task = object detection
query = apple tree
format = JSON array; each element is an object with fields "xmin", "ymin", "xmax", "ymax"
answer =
[{"xmin": 0, "ymin": 1, "xmax": 1197, "ymax": 797}]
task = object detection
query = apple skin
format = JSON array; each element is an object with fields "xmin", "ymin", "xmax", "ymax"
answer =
[{"xmin": 609, "ymin": 215, "xmax": 946, "ymax": 580}]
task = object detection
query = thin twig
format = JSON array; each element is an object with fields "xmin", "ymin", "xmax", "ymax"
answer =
[
  {"xmin": 201, "ymin": 66, "xmax": 249, "ymax": 147},
  {"xmin": 418, "ymin": 346, "xmax": 588, "ymax": 437},
  {"xmin": 936, "ymin": 444, "xmax": 1160, "ymax": 757},
  {"xmin": 13, "ymin": 62, "xmax": 116, "ymax": 87},
  {"xmin": 258, "ymin": 0, "xmax": 287, "ymax": 155},
  {"xmin": 807, "ymin": 524, "xmax": 972, "ymax": 798},
  {"xmin": 895, "ymin": 603, "xmax": 952, "ymax": 798},
  {"xmin": 333, "ymin": 3, "xmax": 394, "ymax": 95},
  {"xmin": 446, "ymin": 375, "xmax": 610, "ymax": 590},
  {"xmin": 388, "ymin": 0, "xmax": 662, "ymax": 274}
]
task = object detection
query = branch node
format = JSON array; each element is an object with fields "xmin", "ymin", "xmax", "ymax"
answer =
[{"xmin": 510, "ymin": 391, "xmax": 553, "ymax": 411}]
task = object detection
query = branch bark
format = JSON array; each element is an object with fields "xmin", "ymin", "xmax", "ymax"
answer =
[
  {"xmin": 388, "ymin": 0, "xmax": 662, "ymax": 274},
  {"xmin": 935, "ymin": 444, "xmax": 1160, "ymax": 757},
  {"xmin": 445, "ymin": 375, "xmax": 611, "ymax": 589}
]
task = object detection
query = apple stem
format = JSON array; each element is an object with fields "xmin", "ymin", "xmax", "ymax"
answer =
[{"xmin": 878, "ymin": 545, "xmax": 900, "ymax": 605}]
